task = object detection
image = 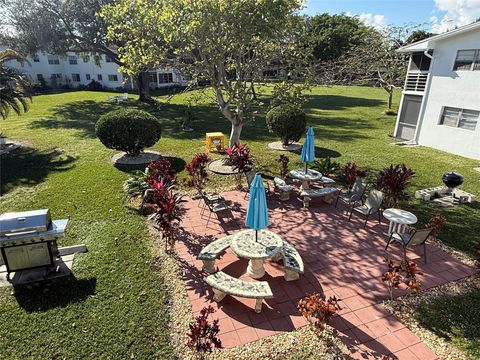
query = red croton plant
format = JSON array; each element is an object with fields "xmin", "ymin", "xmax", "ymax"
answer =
[
  {"xmin": 297, "ymin": 293, "xmax": 341, "ymax": 330},
  {"xmin": 186, "ymin": 305, "xmax": 222, "ymax": 352},
  {"xmin": 376, "ymin": 164, "xmax": 415, "ymax": 208},
  {"xmin": 186, "ymin": 153, "xmax": 211, "ymax": 189},
  {"xmin": 146, "ymin": 157, "xmax": 176, "ymax": 186},
  {"xmin": 342, "ymin": 162, "xmax": 366, "ymax": 189},
  {"xmin": 381, "ymin": 258, "xmax": 422, "ymax": 300},
  {"xmin": 150, "ymin": 178, "xmax": 185, "ymax": 251},
  {"xmin": 225, "ymin": 143, "xmax": 253, "ymax": 188}
]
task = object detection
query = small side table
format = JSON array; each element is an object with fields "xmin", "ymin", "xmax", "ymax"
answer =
[{"xmin": 383, "ymin": 208, "xmax": 418, "ymax": 236}]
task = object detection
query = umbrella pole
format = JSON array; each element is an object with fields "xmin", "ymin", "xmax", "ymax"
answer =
[
  {"xmin": 255, "ymin": 230, "xmax": 258, "ymax": 242},
  {"xmin": 305, "ymin": 163, "xmax": 308, "ymax": 174}
]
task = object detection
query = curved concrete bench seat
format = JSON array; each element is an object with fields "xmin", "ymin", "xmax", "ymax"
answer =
[
  {"xmin": 282, "ymin": 240, "xmax": 304, "ymax": 281},
  {"xmin": 205, "ymin": 271, "xmax": 273, "ymax": 313},
  {"xmin": 300, "ymin": 187, "xmax": 338, "ymax": 208},
  {"xmin": 197, "ymin": 235, "xmax": 233, "ymax": 273}
]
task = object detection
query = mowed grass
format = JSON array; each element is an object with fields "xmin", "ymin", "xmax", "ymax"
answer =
[
  {"xmin": 0, "ymin": 86, "xmax": 479, "ymax": 357},
  {"xmin": 415, "ymin": 290, "xmax": 480, "ymax": 359}
]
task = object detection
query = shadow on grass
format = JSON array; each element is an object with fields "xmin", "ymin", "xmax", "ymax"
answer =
[
  {"xmin": 13, "ymin": 277, "xmax": 97, "ymax": 312},
  {"xmin": 415, "ymin": 290, "xmax": 480, "ymax": 357},
  {"xmin": 0, "ymin": 147, "xmax": 77, "ymax": 195},
  {"xmin": 114, "ymin": 156, "xmax": 187, "ymax": 173},
  {"xmin": 26, "ymin": 92, "xmax": 386, "ymax": 144}
]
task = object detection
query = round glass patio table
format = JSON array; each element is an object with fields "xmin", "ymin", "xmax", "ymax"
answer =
[
  {"xmin": 383, "ymin": 208, "xmax": 418, "ymax": 236},
  {"xmin": 289, "ymin": 169, "xmax": 323, "ymax": 190},
  {"xmin": 230, "ymin": 229, "xmax": 283, "ymax": 279}
]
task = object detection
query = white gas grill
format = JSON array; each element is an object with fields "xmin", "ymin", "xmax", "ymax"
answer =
[{"xmin": 0, "ymin": 209, "xmax": 68, "ymax": 276}]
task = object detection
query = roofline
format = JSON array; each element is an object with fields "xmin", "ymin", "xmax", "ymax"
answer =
[{"xmin": 397, "ymin": 21, "xmax": 480, "ymax": 53}]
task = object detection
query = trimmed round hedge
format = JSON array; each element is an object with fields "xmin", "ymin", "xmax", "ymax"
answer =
[
  {"xmin": 266, "ymin": 105, "xmax": 307, "ymax": 146},
  {"xmin": 95, "ymin": 108, "xmax": 162, "ymax": 156}
]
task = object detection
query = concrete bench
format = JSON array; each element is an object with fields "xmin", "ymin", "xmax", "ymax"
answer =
[
  {"xmin": 205, "ymin": 271, "xmax": 273, "ymax": 313},
  {"xmin": 318, "ymin": 176, "xmax": 336, "ymax": 186},
  {"xmin": 197, "ymin": 235, "xmax": 233, "ymax": 273},
  {"xmin": 282, "ymin": 241, "xmax": 304, "ymax": 281},
  {"xmin": 274, "ymin": 177, "xmax": 295, "ymax": 201},
  {"xmin": 300, "ymin": 187, "xmax": 338, "ymax": 208}
]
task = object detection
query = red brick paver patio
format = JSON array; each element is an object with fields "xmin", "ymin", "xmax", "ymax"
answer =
[{"xmin": 176, "ymin": 191, "xmax": 475, "ymax": 359}]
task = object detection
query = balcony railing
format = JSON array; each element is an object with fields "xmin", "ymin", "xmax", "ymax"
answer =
[{"xmin": 404, "ymin": 72, "xmax": 428, "ymax": 92}]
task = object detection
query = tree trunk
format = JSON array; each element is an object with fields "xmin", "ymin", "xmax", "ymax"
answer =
[
  {"xmin": 387, "ymin": 88, "xmax": 393, "ymax": 110},
  {"xmin": 135, "ymin": 72, "xmax": 152, "ymax": 103},
  {"xmin": 250, "ymin": 82, "xmax": 257, "ymax": 100},
  {"xmin": 229, "ymin": 123, "xmax": 243, "ymax": 147}
]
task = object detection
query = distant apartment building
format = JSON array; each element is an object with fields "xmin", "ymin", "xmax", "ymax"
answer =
[{"xmin": 1, "ymin": 48, "xmax": 187, "ymax": 90}]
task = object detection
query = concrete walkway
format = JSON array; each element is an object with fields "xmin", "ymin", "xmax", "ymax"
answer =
[{"xmin": 175, "ymin": 191, "xmax": 475, "ymax": 359}]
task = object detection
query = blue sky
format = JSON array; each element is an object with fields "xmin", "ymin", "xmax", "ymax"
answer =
[{"xmin": 304, "ymin": 0, "xmax": 480, "ymax": 33}]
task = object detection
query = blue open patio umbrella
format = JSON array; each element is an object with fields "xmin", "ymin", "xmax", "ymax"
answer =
[
  {"xmin": 245, "ymin": 173, "xmax": 269, "ymax": 242},
  {"xmin": 301, "ymin": 127, "xmax": 315, "ymax": 173}
]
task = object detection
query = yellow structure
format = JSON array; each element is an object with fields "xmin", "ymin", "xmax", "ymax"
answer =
[{"xmin": 205, "ymin": 132, "xmax": 225, "ymax": 153}]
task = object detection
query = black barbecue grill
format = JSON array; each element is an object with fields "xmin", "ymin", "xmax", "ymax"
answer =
[{"xmin": 0, "ymin": 209, "xmax": 68, "ymax": 276}]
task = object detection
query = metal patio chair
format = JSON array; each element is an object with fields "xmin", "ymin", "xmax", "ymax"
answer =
[
  {"xmin": 335, "ymin": 177, "xmax": 367, "ymax": 208},
  {"xmin": 385, "ymin": 227, "xmax": 433, "ymax": 263},
  {"xmin": 348, "ymin": 189, "xmax": 384, "ymax": 228}
]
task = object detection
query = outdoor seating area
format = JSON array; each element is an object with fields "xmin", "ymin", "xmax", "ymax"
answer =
[{"xmin": 177, "ymin": 190, "xmax": 476, "ymax": 356}]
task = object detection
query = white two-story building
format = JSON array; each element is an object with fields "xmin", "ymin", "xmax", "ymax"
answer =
[
  {"xmin": 2, "ymin": 48, "xmax": 187, "ymax": 90},
  {"xmin": 394, "ymin": 22, "xmax": 480, "ymax": 160}
]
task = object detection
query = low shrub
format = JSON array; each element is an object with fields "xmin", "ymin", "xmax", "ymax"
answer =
[
  {"xmin": 277, "ymin": 154, "xmax": 290, "ymax": 179},
  {"xmin": 376, "ymin": 164, "xmax": 415, "ymax": 208},
  {"xmin": 297, "ymin": 293, "xmax": 341, "ymax": 330},
  {"xmin": 186, "ymin": 306, "xmax": 222, "ymax": 352},
  {"xmin": 86, "ymin": 79, "xmax": 103, "ymax": 91},
  {"xmin": 313, "ymin": 157, "xmax": 341, "ymax": 177},
  {"xmin": 342, "ymin": 162, "xmax": 366, "ymax": 188},
  {"xmin": 95, "ymin": 109, "xmax": 162, "ymax": 156},
  {"xmin": 266, "ymin": 104, "xmax": 307, "ymax": 146},
  {"xmin": 186, "ymin": 153, "xmax": 210, "ymax": 188},
  {"xmin": 146, "ymin": 157, "xmax": 176, "ymax": 185},
  {"xmin": 381, "ymin": 257, "xmax": 422, "ymax": 300},
  {"xmin": 425, "ymin": 214, "xmax": 447, "ymax": 239}
]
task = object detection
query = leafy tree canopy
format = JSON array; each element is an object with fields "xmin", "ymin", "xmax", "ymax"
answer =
[{"xmin": 303, "ymin": 13, "xmax": 373, "ymax": 61}]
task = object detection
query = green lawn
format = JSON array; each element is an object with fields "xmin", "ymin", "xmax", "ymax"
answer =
[
  {"xmin": 415, "ymin": 290, "xmax": 480, "ymax": 359},
  {"xmin": 0, "ymin": 86, "xmax": 479, "ymax": 357}
]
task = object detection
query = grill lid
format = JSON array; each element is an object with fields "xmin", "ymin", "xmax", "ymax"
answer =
[{"xmin": 0, "ymin": 209, "xmax": 52, "ymax": 236}]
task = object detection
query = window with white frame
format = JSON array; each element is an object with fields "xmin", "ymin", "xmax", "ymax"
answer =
[
  {"xmin": 51, "ymin": 73, "xmax": 62, "ymax": 79},
  {"xmin": 71, "ymin": 73, "xmax": 81, "ymax": 82},
  {"xmin": 453, "ymin": 49, "xmax": 480, "ymax": 71},
  {"xmin": 32, "ymin": 54, "xmax": 40, "ymax": 62},
  {"xmin": 439, "ymin": 107, "xmax": 479, "ymax": 131},
  {"xmin": 48, "ymin": 55, "xmax": 60, "ymax": 65},
  {"xmin": 108, "ymin": 74, "xmax": 118, "ymax": 81},
  {"xmin": 36, "ymin": 74, "xmax": 44, "ymax": 82},
  {"xmin": 83, "ymin": 55, "xmax": 90, "ymax": 63},
  {"xmin": 159, "ymin": 73, "xmax": 173, "ymax": 83},
  {"xmin": 97, "ymin": 74, "xmax": 103, "ymax": 81},
  {"xmin": 69, "ymin": 55, "xmax": 78, "ymax": 65},
  {"xmin": 86, "ymin": 74, "xmax": 91, "ymax": 81},
  {"xmin": 105, "ymin": 56, "xmax": 113, "ymax": 63}
]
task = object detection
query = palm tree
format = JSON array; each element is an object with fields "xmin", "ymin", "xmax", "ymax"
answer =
[{"xmin": 0, "ymin": 49, "xmax": 32, "ymax": 119}]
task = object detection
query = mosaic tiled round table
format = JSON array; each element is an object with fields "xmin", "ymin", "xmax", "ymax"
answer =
[
  {"xmin": 230, "ymin": 229, "xmax": 283, "ymax": 279},
  {"xmin": 289, "ymin": 169, "xmax": 323, "ymax": 190}
]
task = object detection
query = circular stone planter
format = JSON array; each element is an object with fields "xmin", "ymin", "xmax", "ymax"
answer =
[
  {"xmin": 207, "ymin": 158, "xmax": 240, "ymax": 175},
  {"xmin": 111, "ymin": 150, "xmax": 161, "ymax": 170},
  {"xmin": 267, "ymin": 141, "xmax": 302, "ymax": 152}
]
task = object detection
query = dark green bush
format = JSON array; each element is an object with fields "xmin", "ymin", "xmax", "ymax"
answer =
[
  {"xmin": 266, "ymin": 105, "xmax": 307, "ymax": 146},
  {"xmin": 95, "ymin": 109, "xmax": 162, "ymax": 156}
]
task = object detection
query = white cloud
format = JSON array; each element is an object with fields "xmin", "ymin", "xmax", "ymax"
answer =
[
  {"xmin": 431, "ymin": 0, "xmax": 480, "ymax": 33},
  {"xmin": 346, "ymin": 12, "xmax": 389, "ymax": 30}
]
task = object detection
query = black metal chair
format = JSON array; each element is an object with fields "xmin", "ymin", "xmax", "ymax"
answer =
[
  {"xmin": 348, "ymin": 189, "xmax": 384, "ymax": 228},
  {"xmin": 385, "ymin": 228, "xmax": 433, "ymax": 263}
]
